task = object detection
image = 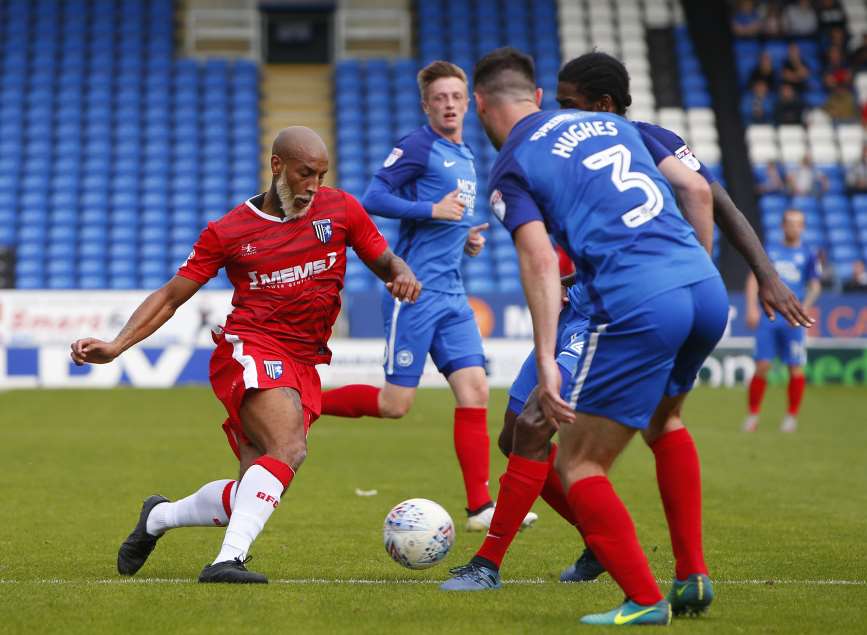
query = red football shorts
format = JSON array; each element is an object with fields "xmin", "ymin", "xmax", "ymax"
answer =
[{"xmin": 210, "ymin": 331, "xmax": 322, "ymax": 460}]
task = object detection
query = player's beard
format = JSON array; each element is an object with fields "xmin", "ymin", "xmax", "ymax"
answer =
[{"xmin": 276, "ymin": 174, "xmax": 314, "ymax": 219}]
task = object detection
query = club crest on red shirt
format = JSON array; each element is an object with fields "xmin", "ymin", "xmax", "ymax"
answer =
[{"xmin": 312, "ymin": 219, "xmax": 333, "ymax": 244}]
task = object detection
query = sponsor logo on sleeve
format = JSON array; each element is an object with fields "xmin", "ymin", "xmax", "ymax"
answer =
[
  {"xmin": 675, "ymin": 144, "xmax": 702, "ymax": 171},
  {"xmin": 490, "ymin": 189, "xmax": 506, "ymax": 221},
  {"xmin": 383, "ymin": 147, "xmax": 403, "ymax": 167}
]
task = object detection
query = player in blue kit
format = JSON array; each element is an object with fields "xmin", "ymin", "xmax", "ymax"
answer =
[
  {"xmin": 319, "ymin": 61, "xmax": 536, "ymax": 531},
  {"xmin": 744, "ymin": 208, "xmax": 821, "ymax": 433},
  {"xmin": 443, "ymin": 51, "xmax": 814, "ymax": 603},
  {"xmin": 463, "ymin": 47, "xmax": 732, "ymax": 626}
]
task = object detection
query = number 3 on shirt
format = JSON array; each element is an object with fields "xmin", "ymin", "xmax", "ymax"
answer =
[{"xmin": 582, "ymin": 144, "xmax": 664, "ymax": 228}]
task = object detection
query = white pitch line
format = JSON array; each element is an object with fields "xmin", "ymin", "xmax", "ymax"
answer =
[{"xmin": 0, "ymin": 578, "xmax": 864, "ymax": 586}]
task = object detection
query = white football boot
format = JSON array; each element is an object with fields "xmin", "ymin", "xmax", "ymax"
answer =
[
  {"xmin": 465, "ymin": 504, "xmax": 538, "ymax": 532},
  {"xmin": 780, "ymin": 415, "xmax": 798, "ymax": 433},
  {"xmin": 742, "ymin": 414, "xmax": 759, "ymax": 432}
]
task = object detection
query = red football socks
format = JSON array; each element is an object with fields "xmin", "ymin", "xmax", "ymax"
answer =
[
  {"xmin": 787, "ymin": 374, "xmax": 806, "ymax": 415},
  {"xmin": 320, "ymin": 385, "xmax": 381, "ymax": 418},
  {"xmin": 454, "ymin": 407, "xmax": 492, "ymax": 511},
  {"xmin": 567, "ymin": 476, "xmax": 662, "ymax": 605},
  {"xmin": 539, "ymin": 443, "xmax": 578, "ymax": 526},
  {"xmin": 747, "ymin": 375, "xmax": 767, "ymax": 414},
  {"xmin": 475, "ymin": 454, "xmax": 549, "ymax": 568},
  {"xmin": 650, "ymin": 428, "xmax": 708, "ymax": 580}
]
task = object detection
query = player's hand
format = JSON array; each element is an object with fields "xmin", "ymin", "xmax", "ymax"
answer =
[
  {"xmin": 387, "ymin": 272, "xmax": 422, "ymax": 303},
  {"xmin": 757, "ymin": 275, "xmax": 814, "ymax": 327},
  {"xmin": 70, "ymin": 338, "xmax": 121, "ymax": 366},
  {"xmin": 464, "ymin": 223, "xmax": 488, "ymax": 257},
  {"xmin": 537, "ymin": 357, "xmax": 575, "ymax": 428},
  {"xmin": 432, "ymin": 188, "xmax": 465, "ymax": 221}
]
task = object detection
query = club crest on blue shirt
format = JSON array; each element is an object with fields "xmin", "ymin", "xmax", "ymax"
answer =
[
  {"xmin": 264, "ymin": 359, "xmax": 283, "ymax": 380},
  {"xmin": 312, "ymin": 219, "xmax": 333, "ymax": 244}
]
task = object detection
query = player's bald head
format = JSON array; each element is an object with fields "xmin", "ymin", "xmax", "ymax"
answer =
[
  {"xmin": 269, "ymin": 126, "xmax": 330, "ymax": 219},
  {"xmin": 272, "ymin": 126, "xmax": 329, "ymax": 163}
]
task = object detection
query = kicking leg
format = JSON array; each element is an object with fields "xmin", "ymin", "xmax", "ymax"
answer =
[{"xmin": 200, "ymin": 387, "xmax": 307, "ymax": 584}]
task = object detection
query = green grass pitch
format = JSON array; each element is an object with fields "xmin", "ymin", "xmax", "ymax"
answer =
[{"xmin": 0, "ymin": 385, "xmax": 865, "ymax": 633}]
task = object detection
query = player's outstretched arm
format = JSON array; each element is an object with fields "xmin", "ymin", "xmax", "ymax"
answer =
[
  {"xmin": 711, "ymin": 182, "xmax": 813, "ymax": 327},
  {"xmin": 657, "ymin": 156, "xmax": 714, "ymax": 254},
  {"xmin": 514, "ymin": 221, "xmax": 576, "ymax": 428},
  {"xmin": 364, "ymin": 248, "xmax": 422, "ymax": 303},
  {"xmin": 70, "ymin": 276, "xmax": 202, "ymax": 365}
]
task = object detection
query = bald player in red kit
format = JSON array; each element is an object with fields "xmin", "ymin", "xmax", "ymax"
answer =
[{"xmin": 71, "ymin": 127, "xmax": 421, "ymax": 584}]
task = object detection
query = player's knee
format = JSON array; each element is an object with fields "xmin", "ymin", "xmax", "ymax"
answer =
[
  {"xmin": 513, "ymin": 412, "xmax": 554, "ymax": 460},
  {"xmin": 272, "ymin": 439, "xmax": 307, "ymax": 471},
  {"xmin": 789, "ymin": 365, "xmax": 804, "ymax": 378},
  {"xmin": 380, "ymin": 395, "xmax": 412, "ymax": 418},
  {"xmin": 497, "ymin": 426, "xmax": 513, "ymax": 456},
  {"xmin": 754, "ymin": 361, "xmax": 771, "ymax": 377}
]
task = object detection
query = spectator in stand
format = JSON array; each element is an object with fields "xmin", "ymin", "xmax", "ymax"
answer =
[
  {"xmin": 783, "ymin": 0, "xmax": 818, "ymax": 37},
  {"xmin": 749, "ymin": 51, "xmax": 777, "ymax": 91},
  {"xmin": 845, "ymin": 145, "xmax": 867, "ymax": 193},
  {"xmin": 786, "ymin": 153, "xmax": 829, "ymax": 196},
  {"xmin": 762, "ymin": 1, "xmax": 785, "ymax": 38},
  {"xmin": 774, "ymin": 83, "xmax": 805, "ymax": 125},
  {"xmin": 757, "ymin": 161, "xmax": 787, "ymax": 194},
  {"xmin": 824, "ymin": 46, "xmax": 853, "ymax": 89},
  {"xmin": 843, "ymin": 259, "xmax": 867, "ymax": 291},
  {"xmin": 745, "ymin": 79, "xmax": 774, "ymax": 123},
  {"xmin": 823, "ymin": 75, "xmax": 858, "ymax": 122},
  {"xmin": 815, "ymin": 0, "xmax": 848, "ymax": 42},
  {"xmin": 849, "ymin": 33, "xmax": 867, "ymax": 71},
  {"xmin": 828, "ymin": 26, "xmax": 849, "ymax": 51},
  {"xmin": 780, "ymin": 42, "xmax": 810, "ymax": 93},
  {"xmin": 732, "ymin": 0, "xmax": 763, "ymax": 37}
]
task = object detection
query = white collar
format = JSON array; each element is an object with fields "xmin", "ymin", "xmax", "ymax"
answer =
[{"xmin": 245, "ymin": 197, "xmax": 290, "ymax": 223}]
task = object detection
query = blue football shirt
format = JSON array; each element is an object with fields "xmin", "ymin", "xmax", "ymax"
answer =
[
  {"xmin": 489, "ymin": 110, "xmax": 719, "ymax": 321},
  {"xmin": 363, "ymin": 125, "xmax": 477, "ymax": 294},
  {"xmin": 766, "ymin": 242, "xmax": 820, "ymax": 300}
]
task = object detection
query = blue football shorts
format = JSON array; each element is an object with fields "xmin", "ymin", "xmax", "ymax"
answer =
[
  {"xmin": 381, "ymin": 288, "xmax": 485, "ymax": 388},
  {"xmin": 507, "ymin": 303, "xmax": 589, "ymax": 415},
  {"xmin": 754, "ymin": 313, "xmax": 807, "ymax": 366},
  {"xmin": 563, "ymin": 275, "xmax": 729, "ymax": 430}
]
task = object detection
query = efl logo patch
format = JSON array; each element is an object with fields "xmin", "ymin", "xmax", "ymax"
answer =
[
  {"xmin": 264, "ymin": 359, "xmax": 283, "ymax": 380},
  {"xmin": 489, "ymin": 189, "xmax": 506, "ymax": 221},
  {"xmin": 312, "ymin": 219, "xmax": 333, "ymax": 244},
  {"xmin": 674, "ymin": 144, "xmax": 702, "ymax": 172},
  {"xmin": 383, "ymin": 147, "xmax": 403, "ymax": 167}
]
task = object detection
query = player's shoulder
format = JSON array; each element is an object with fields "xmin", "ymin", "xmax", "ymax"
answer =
[
  {"xmin": 634, "ymin": 121, "xmax": 687, "ymax": 149},
  {"xmin": 396, "ymin": 126, "xmax": 438, "ymax": 152},
  {"xmin": 206, "ymin": 198, "xmax": 259, "ymax": 231}
]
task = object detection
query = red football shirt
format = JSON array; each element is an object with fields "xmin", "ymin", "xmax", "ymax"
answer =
[{"xmin": 178, "ymin": 187, "xmax": 387, "ymax": 365}]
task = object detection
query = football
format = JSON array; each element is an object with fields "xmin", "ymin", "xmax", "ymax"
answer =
[{"xmin": 383, "ymin": 498, "xmax": 455, "ymax": 570}]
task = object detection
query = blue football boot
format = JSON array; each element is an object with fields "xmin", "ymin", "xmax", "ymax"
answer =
[
  {"xmin": 667, "ymin": 574, "xmax": 714, "ymax": 616},
  {"xmin": 580, "ymin": 599, "xmax": 672, "ymax": 626},
  {"xmin": 560, "ymin": 548, "xmax": 606, "ymax": 582},
  {"xmin": 439, "ymin": 561, "xmax": 502, "ymax": 591}
]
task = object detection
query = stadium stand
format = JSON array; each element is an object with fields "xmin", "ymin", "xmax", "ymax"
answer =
[
  {"xmin": 336, "ymin": 0, "xmax": 725, "ymax": 292},
  {"xmin": 736, "ymin": 0, "xmax": 867, "ymax": 285},
  {"xmin": 0, "ymin": 0, "xmax": 259, "ymax": 290}
]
